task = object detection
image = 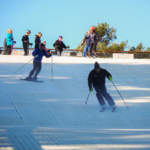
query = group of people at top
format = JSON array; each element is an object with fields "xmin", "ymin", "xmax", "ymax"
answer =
[
  {"xmin": 3, "ymin": 29, "xmax": 69, "ymax": 56},
  {"xmin": 3, "ymin": 26, "xmax": 99, "ymax": 57}
]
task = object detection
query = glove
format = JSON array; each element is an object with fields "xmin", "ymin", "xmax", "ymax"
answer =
[
  {"xmin": 89, "ymin": 88, "xmax": 93, "ymax": 92},
  {"xmin": 108, "ymin": 76, "xmax": 112, "ymax": 82}
]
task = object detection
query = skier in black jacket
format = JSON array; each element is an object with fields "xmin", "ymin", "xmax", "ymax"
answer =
[
  {"xmin": 53, "ymin": 36, "xmax": 69, "ymax": 56},
  {"xmin": 88, "ymin": 62, "xmax": 116, "ymax": 111},
  {"xmin": 22, "ymin": 30, "xmax": 31, "ymax": 56}
]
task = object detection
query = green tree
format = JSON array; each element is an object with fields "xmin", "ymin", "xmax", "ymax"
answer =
[
  {"xmin": 107, "ymin": 41, "xmax": 128, "ymax": 52},
  {"xmin": 135, "ymin": 43, "xmax": 144, "ymax": 52},
  {"xmin": 145, "ymin": 47, "xmax": 150, "ymax": 51},
  {"xmin": 95, "ymin": 23, "xmax": 117, "ymax": 46}
]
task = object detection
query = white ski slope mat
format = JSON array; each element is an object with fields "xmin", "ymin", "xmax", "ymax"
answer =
[{"xmin": 0, "ymin": 55, "xmax": 150, "ymax": 150}]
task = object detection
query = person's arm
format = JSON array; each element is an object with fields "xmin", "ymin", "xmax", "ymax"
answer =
[
  {"xmin": 105, "ymin": 70, "xmax": 112, "ymax": 82},
  {"xmin": 88, "ymin": 71, "xmax": 94, "ymax": 91},
  {"xmin": 81, "ymin": 35, "xmax": 87, "ymax": 45},
  {"xmin": 62, "ymin": 42, "xmax": 67, "ymax": 49},
  {"xmin": 43, "ymin": 50, "xmax": 52, "ymax": 58},
  {"xmin": 53, "ymin": 41, "xmax": 56, "ymax": 47},
  {"xmin": 32, "ymin": 49, "xmax": 38, "ymax": 56},
  {"xmin": 22, "ymin": 36, "xmax": 25, "ymax": 42}
]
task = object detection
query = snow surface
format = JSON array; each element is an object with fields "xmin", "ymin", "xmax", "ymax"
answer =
[{"xmin": 0, "ymin": 55, "xmax": 150, "ymax": 150}]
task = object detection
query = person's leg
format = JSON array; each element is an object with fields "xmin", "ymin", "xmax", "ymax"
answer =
[
  {"xmin": 90, "ymin": 44, "xmax": 94, "ymax": 57},
  {"xmin": 23, "ymin": 44, "xmax": 28, "ymax": 56},
  {"xmin": 95, "ymin": 87, "xmax": 106, "ymax": 107},
  {"xmin": 101, "ymin": 85, "xmax": 116, "ymax": 107},
  {"xmin": 27, "ymin": 61, "xmax": 36, "ymax": 79},
  {"xmin": 33, "ymin": 62, "xmax": 41, "ymax": 80},
  {"xmin": 7, "ymin": 46, "xmax": 11, "ymax": 55},
  {"xmin": 87, "ymin": 45, "xmax": 91, "ymax": 57},
  {"xmin": 60, "ymin": 50, "xmax": 62, "ymax": 56},
  {"xmin": 83, "ymin": 45, "xmax": 87, "ymax": 57},
  {"xmin": 92, "ymin": 44, "xmax": 97, "ymax": 57},
  {"xmin": 26, "ymin": 46, "xmax": 29, "ymax": 55}
]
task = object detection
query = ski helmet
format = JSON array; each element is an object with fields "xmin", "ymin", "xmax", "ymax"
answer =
[
  {"xmin": 59, "ymin": 35, "xmax": 63, "ymax": 39},
  {"xmin": 90, "ymin": 26, "xmax": 95, "ymax": 31},
  {"xmin": 94, "ymin": 62, "xmax": 100, "ymax": 70},
  {"xmin": 43, "ymin": 41, "xmax": 46, "ymax": 45}
]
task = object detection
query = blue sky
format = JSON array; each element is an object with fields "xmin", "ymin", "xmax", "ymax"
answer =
[{"xmin": 0, "ymin": 0, "xmax": 150, "ymax": 49}]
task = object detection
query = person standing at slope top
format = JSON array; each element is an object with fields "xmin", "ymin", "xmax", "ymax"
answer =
[
  {"xmin": 6, "ymin": 29, "xmax": 15, "ymax": 55},
  {"xmin": 35, "ymin": 32, "xmax": 42, "ymax": 49},
  {"xmin": 22, "ymin": 30, "xmax": 32, "ymax": 56},
  {"xmin": 53, "ymin": 36, "xmax": 69, "ymax": 56}
]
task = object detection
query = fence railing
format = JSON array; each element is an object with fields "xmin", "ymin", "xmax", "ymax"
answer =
[{"xmin": 1, "ymin": 47, "xmax": 150, "ymax": 53}]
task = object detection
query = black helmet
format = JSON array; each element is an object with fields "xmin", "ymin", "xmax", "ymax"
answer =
[{"xmin": 94, "ymin": 62, "xmax": 100, "ymax": 69}]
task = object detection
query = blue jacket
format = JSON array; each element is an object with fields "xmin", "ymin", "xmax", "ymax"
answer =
[
  {"xmin": 6, "ymin": 33, "xmax": 13, "ymax": 46},
  {"xmin": 32, "ymin": 48, "xmax": 51, "ymax": 62}
]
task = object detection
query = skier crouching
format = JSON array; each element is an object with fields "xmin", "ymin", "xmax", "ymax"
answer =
[
  {"xmin": 88, "ymin": 62, "xmax": 116, "ymax": 112},
  {"xmin": 26, "ymin": 43, "xmax": 51, "ymax": 81}
]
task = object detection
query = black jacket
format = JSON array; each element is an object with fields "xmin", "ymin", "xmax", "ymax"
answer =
[
  {"xmin": 88, "ymin": 68, "xmax": 112, "ymax": 89},
  {"xmin": 53, "ymin": 40, "xmax": 67, "ymax": 51},
  {"xmin": 22, "ymin": 35, "xmax": 29, "ymax": 46},
  {"xmin": 35, "ymin": 36, "xmax": 41, "ymax": 49}
]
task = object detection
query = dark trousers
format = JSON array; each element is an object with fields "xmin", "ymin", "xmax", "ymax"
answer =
[
  {"xmin": 23, "ymin": 44, "xmax": 29, "ymax": 56},
  {"xmin": 56, "ymin": 49, "xmax": 63, "ymax": 56},
  {"xmin": 90, "ymin": 43, "xmax": 97, "ymax": 56},
  {"xmin": 28, "ymin": 61, "xmax": 42, "ymax": 78},
  {"xmin": 95, "ymin": 85, "xmax": 115, "ymax": 106},
  {"xmin": 6, "ymin": 45, "xmax": 12, "ymax": 55}
]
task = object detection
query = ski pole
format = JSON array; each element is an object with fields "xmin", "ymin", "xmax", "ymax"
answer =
[
  {"xmin": 85, "ymin": 92, "xmax": 91, "ymax": 104},
  {"xmin": 14, "ymin": 57, "xmax": 33, "ymax": 74},
  {"xmin": 112, "ymin": 80, "xmax": 129, "ymax": 108}
]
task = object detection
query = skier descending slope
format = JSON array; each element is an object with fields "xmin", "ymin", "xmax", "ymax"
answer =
[
  {"xmin": 88, "ymin": 62, "xmax": 116, "ymax": 112},
  {"xmin": 25, "ymin": 43, "xmax": 51, "ymax": 81}
]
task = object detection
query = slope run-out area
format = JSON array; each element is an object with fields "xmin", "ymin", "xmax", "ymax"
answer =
[{"xmin": 0, "ymin": 55, "xmax": 150, "ymax": 150}]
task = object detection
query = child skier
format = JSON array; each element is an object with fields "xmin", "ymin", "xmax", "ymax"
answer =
[
  {"xmin": 88, "ymin": 62, "xmax": 116, "ymax": 112},
  {"xmin": 26, "ymin": 43, "xmax": 51, "ymax": 81}
]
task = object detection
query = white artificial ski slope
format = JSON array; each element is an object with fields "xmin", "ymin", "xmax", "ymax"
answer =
[{"xmin": 0, "ymin": 55, "xmax": 150, "ymax": 150}]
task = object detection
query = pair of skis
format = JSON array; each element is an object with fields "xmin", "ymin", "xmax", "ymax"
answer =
[
  {"xmin": 85, "ymin": 81, "xmax": 129, "ymax": 112},
  {"xmin": 20, "ymin": 78, "xmax": 43, "ymax": 83}
]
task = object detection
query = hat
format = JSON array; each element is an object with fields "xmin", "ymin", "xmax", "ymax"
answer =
[
  {"xmin": 94, "ymin": 62, "xmax": 100, "ymax": 69},
  {"xmin": 90, "ymin": 26, "xmax": 95, "ymax": 31},
  {"xmin": 59, "ymin": 35, "xmax": 63, "ymax": 39}
]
